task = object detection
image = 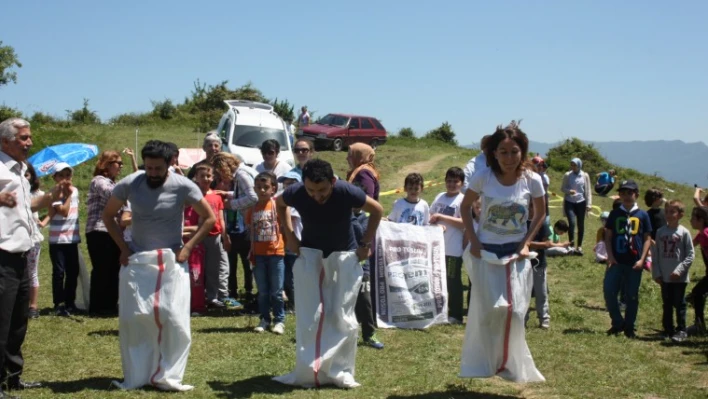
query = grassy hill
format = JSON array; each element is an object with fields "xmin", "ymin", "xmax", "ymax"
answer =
[{"xmin": 20, "ymin": 125, "xmax": 708, "ymax": 399}]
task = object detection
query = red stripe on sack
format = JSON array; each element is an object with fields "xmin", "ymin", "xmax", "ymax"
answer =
[
  {"xmin": 150, "ymin": 250, "xmax": 166, "ymax": 386},
  {"xmin": 496, "ymin": 259, "xmax": 513, "ymax": 374},
  {"xmin": 313, "ymin": 267, "xmax": 326, "ymax": 388}
]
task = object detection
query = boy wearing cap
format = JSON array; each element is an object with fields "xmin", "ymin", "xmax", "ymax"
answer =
[
  {"xmin": 278, "ymin": 170, "xmax": 302, "ymax": 311},
  {"xmin": 47, "ymin": 163, "xmax": 82, "ymax": 316},
  {"xmin": 603, "ymin": 179, "xmax": 652, "ymax": 338}
]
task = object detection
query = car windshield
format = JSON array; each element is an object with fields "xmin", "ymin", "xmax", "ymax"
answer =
[
  {"xmin": 232, "ymin": 125, "xmax": 289, "ymax": 149},
  {"xmin": 315, "ymin": 114, "xmax": 349, "ymax": 127}
]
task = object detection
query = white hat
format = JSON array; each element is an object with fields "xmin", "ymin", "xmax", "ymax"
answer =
[{"xmin": 52, "ymin": 162, "xmax": 73, "ymax": 175}]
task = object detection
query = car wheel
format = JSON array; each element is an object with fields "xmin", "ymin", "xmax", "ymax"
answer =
[
  {"xmin": 332, "ymin": 138, "xmax": 344, "ymax": 152},
  {"xmin": 370, "ymin": 139, "xmax": 379, "ymax": 150}
]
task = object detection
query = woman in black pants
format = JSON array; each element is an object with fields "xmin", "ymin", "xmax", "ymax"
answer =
[
  {"xmin": 561, "ymin": 158, "xmax": 592, "ymax": 255},
  {"xmin": 86, "ymin": 150, "xmax": 125, "ymax": 315}
]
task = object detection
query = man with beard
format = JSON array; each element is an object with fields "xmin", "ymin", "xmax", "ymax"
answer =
[
  {"xmin": 0, "ymin": 118, "xmax": 70, "ymax": 399},
  {"xmin": 101, "ymin": 140, "xmax": 215, "ymax": 390}
]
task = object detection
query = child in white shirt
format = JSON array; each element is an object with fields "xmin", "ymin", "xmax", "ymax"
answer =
[{"xmin": 388, "ymin": 173, "xmax": 429, "ymax": 226}]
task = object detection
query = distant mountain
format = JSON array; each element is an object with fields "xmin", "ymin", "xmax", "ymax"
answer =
[{"xmin": 464, "ymin": 140, "xmax": 708, "ymax": 188}]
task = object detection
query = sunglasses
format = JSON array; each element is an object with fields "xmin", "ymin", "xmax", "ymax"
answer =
[
  {"xmin": 293, "ymin": 148, "xmax": 310, "ymax": 154},
  {"xmin": 261, "ymin": 150, "xmax": 276, "ymax": 155}
]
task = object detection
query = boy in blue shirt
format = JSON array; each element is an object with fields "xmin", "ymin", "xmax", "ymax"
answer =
[{"xmin": 603, "ymin": 179, "xmax": 652, "ymax": 338}]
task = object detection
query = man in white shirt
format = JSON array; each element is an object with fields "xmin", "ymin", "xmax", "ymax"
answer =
[{"xmin": 0, "ymin": 118, "xmax": 68, "ymax": 398}]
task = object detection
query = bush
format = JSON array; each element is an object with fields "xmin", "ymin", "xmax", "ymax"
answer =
[
  {"xmin": 546, "ymin": 138, "xmax": 613, "ymax": 177},
  {"xmin": 29, "ymin": 111, "xmax": 63, "ymax": 126},
  {"xmin": 151, "ymin": 99, "xmax": 177, "ymax": 120},
  {"xmin": 66, "ymin": 98, "xmax": 100, "ymax": 125},
  {"xmin": 272, "ymin": 98, "xmax": 294, "ymax": 122},
  {"xmin": 0, "ymin": 104, "xmax": 23, "ymax": 121},
  {"xmin": 398, "ymin": 127, "xmax": 415, "ymax": 139},
  {"xmin": 425, "ymin": 122, "xmax": 457, "ymax": 145}
]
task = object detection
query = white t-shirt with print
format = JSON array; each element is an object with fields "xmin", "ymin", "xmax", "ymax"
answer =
[
  {"xmin": 430, "ymin": 192, "xmax": 465, "ymax": 257},
  {"xmin": 388, "ymin": 198, "xmax": 430, "ymax": 226},
  {"xmin": 469, "ymin": 168, "xmax": 545, "ymax": 245}
]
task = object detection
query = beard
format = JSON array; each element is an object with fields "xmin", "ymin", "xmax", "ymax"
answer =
[{"xmin": 146, "ymin": 174, "xmax": 168, "ymax": 189}]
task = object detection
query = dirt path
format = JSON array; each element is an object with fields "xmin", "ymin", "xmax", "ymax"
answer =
[{"xmin": 398, "ymin": 153, "xmax": 450, "ymax": 177}]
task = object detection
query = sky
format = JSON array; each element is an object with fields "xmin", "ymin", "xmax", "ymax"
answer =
[{"xmin": 2, "ymin": 0, "xmax": 707, "ymax": 146}]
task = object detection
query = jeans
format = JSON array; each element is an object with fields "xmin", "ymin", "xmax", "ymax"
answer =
[
  {"xmin": 446, "ymin": 256, "xmax": 464, "ymax": 321},
  {"xmin": 253, "ymin": 255, "xmax": 285, "ymax": 324},
  {"xmin": 661, "ymin": 282, "xmax": 687, "ymax": 334},
  {"xmin": 227, "ymin": 232, "xmax": 253, "ymax": 298},
  {"xmin": 482, "ymin": 242, "xmax": 521, "ymax": 259},
  {"xmin": 531, "ymin": 266, "xmax": 550, "ymax": 322},
  {"xmin": 563, "ymin": 200, "xmax": 587, "ymax": 247},
  {"xmin": 204, "ymin": 235, "xmax": 230, "ymax": 301},
  {"xmin": 284, "ymin": 253, "xmax": 298, "ymax": 309},
  {"xmin": 603, "ymin": 263, "xmax": 643, "ymax": 332},
  {"xmin": 48, "ymin": 243, "xmax": 80, "ymax": 307},
  {"xmin": 690, "ymin": 276, "xmax": 708, "ymax": 326}
]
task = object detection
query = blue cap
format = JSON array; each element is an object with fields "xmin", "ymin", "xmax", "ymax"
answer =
[{"xmin": 277, "ymin": 170, "xmax": 302, "ymax": 183}]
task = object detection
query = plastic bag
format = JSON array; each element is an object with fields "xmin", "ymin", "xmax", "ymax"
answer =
[
  {"xmin": 273, "ymin": 247, "xmax": 363, "ymax": 388},
  {"xmin": 459, "ymin": 249, "xmax": 545, "ymax": 383},
  {"xmin": 112, "ymin": 249, "xmax": 194, "ymax": 391}
]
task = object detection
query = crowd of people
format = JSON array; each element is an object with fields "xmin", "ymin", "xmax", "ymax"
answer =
[{"xmin": 1, "ymin": 116, "xmax": 707, "ymax": 395}]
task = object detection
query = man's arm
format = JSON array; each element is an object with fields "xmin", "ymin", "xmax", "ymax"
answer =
[
  {"xmin": 102, "ymin": 196, "xmax": 131, "ymax": 265},
  {"xmin": 179, "ymin": 198, "xmax": 216, "ymax": 263},
  {"xmin": 276, "ymin": 195, "xmax": 299, "ymax": 254}
]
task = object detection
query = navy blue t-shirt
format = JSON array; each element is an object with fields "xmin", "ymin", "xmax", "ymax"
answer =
[
  {"xmin": 527, "ymin": 221, "xmax": 551, "ymax": 269},
  {"xmin": 282, "ymin": 180, "xmax": 367, "ymax": 257},
  {"xmin": 606, "ymin": 206, "xmax": 652, "ymax": 266}
]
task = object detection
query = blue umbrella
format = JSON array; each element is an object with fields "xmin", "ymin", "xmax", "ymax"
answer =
[{"xmin": 29, "ymin": 143, "xmax": 99, "ymax": 177}]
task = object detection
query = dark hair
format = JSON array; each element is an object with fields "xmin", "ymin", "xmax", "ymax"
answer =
[
  {"xmin": 445, "ymin": 167, "xmax": 465, "ymax": 183},
  {"xmin": 644, "ymin": 188, "xmax": 663, "ymax": 207},
  {"xmin": 192, "ymin": 160, "xmax": 213, "ymax": 175},
  {"xmin": 612, "ymin": 198, "xmax": 622, "ymax": 210},
  {"xmin": 261, "ymin": 139, "xmax": 280, "ymax": 154},
  {"xmin": 553, "ymin": 219, "xmax": 569, "ymax": 233},
  {"xmin": 141, "ymin": 140, "xmax": 172, "ymax": 165},
  {"xmin": 484, "ymin": 120, "xmax": 529, "ymax": 178},
  {"xmin": 166, "ymin": 142, "xmax": 179, "ymax": 158},
  {"xmin": 302, "ymin": 159, "xmax": 334, "ymax": 183},
  {"xmin": 692, "ymin": 206, "xmax": 708, "ymax": 228},
  {"xmin": 404, "ymin": 173, "xmax": 424, "ymax": 189},
  {"xmin": 255, "ymin": 171, "xmax": 278, "ymax": 187},
  {"xmin": 24, "ymin": 162, "xmax": 40, "ymax": 192}
]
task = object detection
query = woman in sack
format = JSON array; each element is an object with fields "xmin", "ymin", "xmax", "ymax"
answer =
[{"xmin": 459, "ymin": 120, "xmax": 546, "ymax": 382}]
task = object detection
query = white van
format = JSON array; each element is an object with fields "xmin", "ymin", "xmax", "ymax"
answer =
[{"xmin": 215, "ymin": 100, "xmax": 295, "ymax": 168}]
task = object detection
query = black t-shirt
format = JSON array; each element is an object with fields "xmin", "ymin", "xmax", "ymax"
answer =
[
  {"xmin": 282, "ymin": 180, "xmax": 367, "ymax": 257},
  {"xmin": 647, "ymin": 208, "xmax": 666, "ymax": 240}
]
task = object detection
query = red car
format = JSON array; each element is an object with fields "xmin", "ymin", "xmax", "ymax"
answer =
[{"xmin": 298, "ymin": 113, "xmax": 387, "ymax": 151}]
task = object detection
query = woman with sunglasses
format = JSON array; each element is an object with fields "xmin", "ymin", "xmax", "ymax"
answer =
[
  {"xmin": 86, "ymin": 150, "xmax": 126, "ymax": 316},
  {"xmin": 291, "ymin": 137, "xmax": 315, "ymax": 176}
]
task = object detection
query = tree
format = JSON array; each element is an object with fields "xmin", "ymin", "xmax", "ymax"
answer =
[
  {"xmin": 272, "ymin": 98, "xmax": 295, "ymax": 122},
  {"xmin": 425, "ymin": 122, "xmax": 457, "ymax": 145},
  {"xmin": 66, "ymin": 98, "xmax": 101, "ymax": 124},
  {"xmin": 398, "ymin": 127, "xmax": 415, "ymax": 138},
  {"xmin": 151, "ymin": 99, "xmax": 177, "ymax": 120},
  {"xmin": 0, "ymin": 41, "xmax": 22, "ymax": 88}
]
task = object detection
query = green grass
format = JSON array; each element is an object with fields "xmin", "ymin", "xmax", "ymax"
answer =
[{"xmin": 18, "ymin": 126, "xmax": 708, "ymax": 398}]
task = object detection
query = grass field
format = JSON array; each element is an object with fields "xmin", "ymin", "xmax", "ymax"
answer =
[{"xmin": 15, "ymin": 125, "xmax": 708, "ymax": 398}]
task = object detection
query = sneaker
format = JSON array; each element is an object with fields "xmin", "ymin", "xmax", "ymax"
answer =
[
  {"xmin": 363, "ymin": 334, "xmax": 384, "ymax": 349},
  {"xmin": 222, "ymin": 298, "xmax": 243, "ymax": 310},
  {"xmin": 55, "ymin": 305, "xmax": 70, "ymax": 317},
  {"xmin": 686, "ymin": 322, "xmax": 706, "ymax": 336},
  {"xmin": 254, "ymin": 319, "xmax": 269, "ymax": 333},
  {"xmin": 272, "ymin": 322, "xmax": 285, "ymax": 335},
  {"xmin": 540, "ymin": 319, "xmax": 550, "ymax": 329},
  {"xmin": 671, "ymin": 331, "xmax": 688, "ymax": 343},
  {"xmin": 624, "ymin": 329, "xmax": 637, "ymax": 339},
  {"xmin": 29, "ymin": 308, "xmax": 39, "ymax": 319},
  {"xmin": 207, "ymin": 299, "xmax": 225, "ymax": 309},
  {"xmin": 65, "ymin": 305, "xmax": 85, "ymax": 315},
  {"xmin": 573, "ymin": 247, "xmax": 584, "ymax": 256},
  {"xmin": 448, "ymin": 317, "xmax": 463, "ymax": 325},
  {"xmin": 606, "ymin": 326, "xmax": 623, "ymax": 336}
]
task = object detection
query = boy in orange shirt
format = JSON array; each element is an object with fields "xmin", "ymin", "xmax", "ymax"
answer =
[{"xmin": 247, "ymin": 171, "xmax": 289, "ymax": 334}]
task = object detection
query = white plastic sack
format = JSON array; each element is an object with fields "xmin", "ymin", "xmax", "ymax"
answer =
[
  {"xmin": 460, "ymin": 248, "xmax": 545, "ymax": 383},
  {"xmin": 273, "ymin": 248, "xmax": 363, "ymax": 388},
  {"xmin": 112, "ymin": 249, "xmax": 194, "ymax": 391},
  {"xmin": 375, "ymin": 222, "xmax": 448, "ymax": 329}
]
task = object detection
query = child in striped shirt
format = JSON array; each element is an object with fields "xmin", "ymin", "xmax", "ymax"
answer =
[{"xmin": 48, "ymin": 162, "xmax": 81, "ymax": 316}]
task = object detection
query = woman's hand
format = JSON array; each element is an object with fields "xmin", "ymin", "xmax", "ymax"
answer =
[
  {"xmin": 517, "ymin": 243, "xmax": 530, "ymax": 259},
  {"xmin": 469, "ymin": 239, "xmax": 482, "ymax": 258}
]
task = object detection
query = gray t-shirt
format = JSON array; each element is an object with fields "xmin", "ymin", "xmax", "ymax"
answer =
[{"xmin": 112, "ymin": 171, "xmax": 203, "ymax": 252}]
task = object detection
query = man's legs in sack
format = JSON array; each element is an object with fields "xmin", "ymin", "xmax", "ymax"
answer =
[
  {"xmin": 603, "ymin": 263, "xmax": 625, "ymax": 334},
  {"xmin": 354, "ymin": 276, "xmax": 383, "ymax": 349}
]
